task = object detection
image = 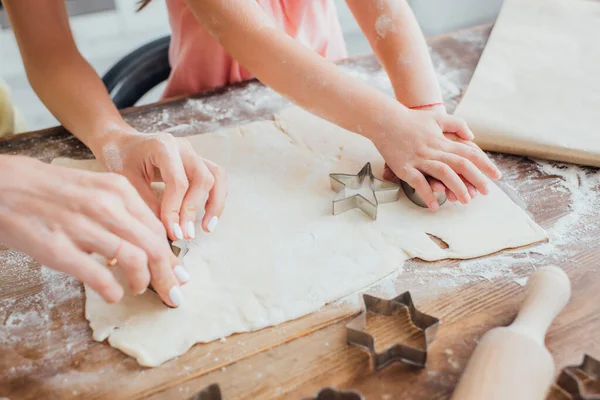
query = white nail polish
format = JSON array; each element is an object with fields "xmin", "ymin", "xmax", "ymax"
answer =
[
  {"xmin": 173, "ymin": 223, "xmax": 184, "ymax": 240},
  {"xmin": 169, "ymin": 285, "xmax": 183, "ymax": 307},
  {"xmin": 207, "ymin": 216, "xmax": 219, "ymax": 233},
  {"xmin": 138, "ymin": 288, "xmax": 147, "ymax": 295},
  {"xmin": 186, "ymin": 221, "xmax": 196, "ymax": 239},
  {"xmin": 173, "ymin": 265, "xmax": 191, "ymax": 283}
]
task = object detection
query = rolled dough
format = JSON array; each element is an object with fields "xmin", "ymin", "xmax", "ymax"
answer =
[
  {"xmin": 454, "ymin": 0, "xmax": 600, "ymax": 167},
  {"xmin": 54, "ymin": 107, "xmax": 546, "ymax": 367}
]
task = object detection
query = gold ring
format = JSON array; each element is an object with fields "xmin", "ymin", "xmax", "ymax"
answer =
[{"xmin": 106, "ymin": 239, "xmax": 122, "ymax": 267}]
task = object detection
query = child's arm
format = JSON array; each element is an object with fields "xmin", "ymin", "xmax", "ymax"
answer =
[
  {"xmin": 346, "ymin": 0, "xmax": 479, "ymax": 201},
  {"xmin": 346, "ymin": 0, "xmax": 444, "ymax": 112},
  {"xmin": 185, "ymin": 0, "xmax": 501, "ymax": 209},
  {"xmin": 4, "ymin": 0, "xmax": 226, "ymax": 241}
]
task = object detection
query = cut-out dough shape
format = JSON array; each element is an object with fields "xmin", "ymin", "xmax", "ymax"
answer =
[{"xmin": 53, "ymin": 106, "xmax": 547, "ymax": 366}]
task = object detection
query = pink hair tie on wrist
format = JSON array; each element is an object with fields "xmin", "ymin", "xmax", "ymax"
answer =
[{"xmin": 409, "ymin": 102, "xmax": 445, "ymax": 110}]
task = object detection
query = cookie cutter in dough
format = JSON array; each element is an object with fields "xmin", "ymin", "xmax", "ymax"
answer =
[
  {"xmin": 146, "ymin": 240, "xmax": 190, "ymax": 308},
  {"xmin": 555, "ymin": 354, "xmax": 600, "ymax": 400},
  {"xmin": 346, "ymin": 292, "xmax": 440, "ymax": 371},
  {"xmin": 400, "ymin": 180, "xmax": 447, "ymax": 208},
  {"xmin": 330, "ymin": 163, "xmax": 445, "ymax": 219},
  {"xmin": 306, "ymin": 387, "xmax": 365, "ymax": 400}
]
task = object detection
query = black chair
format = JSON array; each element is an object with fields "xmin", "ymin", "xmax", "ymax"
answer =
[{"xmin": 102, "ymin": 35, "xmax": 171, "ymax": 109}]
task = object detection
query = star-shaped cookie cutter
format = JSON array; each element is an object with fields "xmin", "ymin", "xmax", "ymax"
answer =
[
  {"xmin": 329, "ymin": 163, "xmax": 446, "ymax": 219},
  {"xmin": 555, "ymin": 354, "xmax": 600, "ymax": 400},
  {"xmin": 346, "ymin": 292, "xmax": 440, "ymax": 371}
]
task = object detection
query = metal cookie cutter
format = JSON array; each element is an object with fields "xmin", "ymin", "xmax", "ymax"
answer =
[
  {"xmin": 146, "ymin": 240, "xmax": 190, "ymax": 308},
  {"xmin": 330, "ymin": 162, "xmax": 400, "ymax": 220},
  {"xmin": 188, "ymin": 383, "xmax": 222, "ymax": 400},
  {"xmin": 400, "ymin": 180, "xmax": 447, "ymax": 208},
  {"xmin": 346, "ymin": 293, "xmax": 440, "ymax": 371},
  {"xmin": 307, "ymin": 387, "xmax": 365, "ymax": 400},
  {"xmin": 329, "ymin": 163, "xmax": 446, "ymax": 219},
  {"xmin": 556, "ymin": 354, "xmax": 600, "ymax": 400}
]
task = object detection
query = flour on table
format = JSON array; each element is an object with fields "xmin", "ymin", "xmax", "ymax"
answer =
[{"xmin": 53, "ymin": 106, "xmax": 546, "ymax": 367}]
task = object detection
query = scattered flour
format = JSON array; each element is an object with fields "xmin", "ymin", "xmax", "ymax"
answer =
[
  {"xmin": 375, "ymin": 15, "xmax": 395, "ymax": 38},
  {"xmin": 335, "ymin": 158, "xmax": 600, "ymax": 305}
]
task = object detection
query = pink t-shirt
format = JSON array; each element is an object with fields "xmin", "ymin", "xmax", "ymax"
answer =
[{"xmin": 163, "ymin": 0, "xmax": 348, "ymax": 99}]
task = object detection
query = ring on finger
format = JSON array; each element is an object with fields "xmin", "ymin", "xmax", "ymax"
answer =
[{"xmin": 105, "ymin": 239, "xmax": 123, "ymax": 267}]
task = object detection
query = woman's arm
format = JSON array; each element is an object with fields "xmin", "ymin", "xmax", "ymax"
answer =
[
  {"xmin": 346, "ymin": 0, "xmax": 444, "ymax": 111},
  {"xmin": 4, "ymin": 0, "xmax": 227, "ymax": 240},
  {"xmin": 4, "ymin": 0, "xmax": 131, "ymax": 150}
]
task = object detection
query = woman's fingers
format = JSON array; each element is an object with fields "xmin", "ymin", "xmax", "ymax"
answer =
[
  {"xmin": 419, "ymin": 160, "xmax": 470, "ymax": 204},
  {"xmin": 94, "ymin": 172, "xmax": 164, "ymax": 235},
  {"xmin": 178, "ymin": 145, "xmax": 217, "ymax": 238},
  {"xmin": 69, "ymin": 218, "xmax": 151, "ymax": 296},
  {"xmin": 152, "ymin": 136, "xmax": 190, "ymax": 241},
  {"xmin": 201, "ymin": 159, "xmax": 228, "ymax": 233}
]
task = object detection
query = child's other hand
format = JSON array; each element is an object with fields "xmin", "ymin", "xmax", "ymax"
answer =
[
  {"xmin": 96, "ymin": 131, "xmax": 228, "ymax": 241},
  {"xmin": 376, "ymin": 110, "xmax": 501, "ymax": 211}
]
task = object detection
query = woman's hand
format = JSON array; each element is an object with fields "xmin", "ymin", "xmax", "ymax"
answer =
[
  {"xmin": 0, "ymin": 155, "xmax": 190, "ymax": 307},
  {"xmin": 376, "ymin": 109, "xmax": 502, "ymax": 211},
  {"xmin": 94, "ymin": 130, "xmax": 227, "ymax": 242}
]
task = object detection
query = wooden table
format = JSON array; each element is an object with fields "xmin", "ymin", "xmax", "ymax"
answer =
[{"xmin": 1, "ymin": 24, "xmax": 599, "ymax": 400}]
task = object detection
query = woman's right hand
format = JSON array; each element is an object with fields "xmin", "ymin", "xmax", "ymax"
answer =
[{"xmin": 0, "ymin": 155, "xmax": 189, "ymax": 307}]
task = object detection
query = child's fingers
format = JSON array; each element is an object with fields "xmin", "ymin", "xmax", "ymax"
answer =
[
  {"xmin": 447, "ymin": 141, "xmax": 502, "ymax": 180},
  {"xmin": 437, "ymin": 153, "xmax": 489, "ymax": 195},
  {"xmin": 401, "ymin": 168, "xmax": 439, "ymax": 211},
  {"xmin": 446, "ymin": 189, "xmax": 458, "ymax": 202},
  {"xmin": 437, "ymin": 115, "xmax": 474, "ymax": 141},
  {"xmin": 427, "ymin": 177, "xmax": 446, "ymax": 193},
  {"xmin": 419, "ymin": 160, "xmax": 470, "ymax": 204}
]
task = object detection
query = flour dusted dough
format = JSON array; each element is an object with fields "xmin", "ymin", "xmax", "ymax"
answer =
[
  {"xmin": 54, "ymin": 107, "xmax": 546, "ymax": 367},
  {"xmin": 454, "ymin": 0, "xmax": 600, "ymax": 167}
]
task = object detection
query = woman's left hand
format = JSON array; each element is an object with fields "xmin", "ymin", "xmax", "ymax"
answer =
[{"xmin": 95, "ymin": 130, "xmax": 227, "ymax": 241}]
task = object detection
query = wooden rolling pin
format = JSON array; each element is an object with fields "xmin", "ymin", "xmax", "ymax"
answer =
[{"xmin": 451, "ymin": 265, "xmax": 571, "ymax": 400}]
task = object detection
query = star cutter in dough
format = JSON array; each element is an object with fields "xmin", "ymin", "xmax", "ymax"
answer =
[
  {"xmin": 307, "ymin": 387, "xmax": 365, "ymax": 400},
  {"xmin": 188, "ymin": 383, "xmax": 222, "ymax": 400},
  {"xmin": 346, "ymin": 292, "xmax": 440, "ymax": 371},
  {"xmin": 555, "ymin": 354, "xmax": 600, "ymax": 400},
  {"xmin": 329, "ymin": 163, "xmax": 401, "ymax": 220}
]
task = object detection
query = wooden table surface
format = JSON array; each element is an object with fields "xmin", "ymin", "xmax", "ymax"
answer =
[{"xmin": 1, "ymin": 24, "xmax": 599, "ymax": 400}]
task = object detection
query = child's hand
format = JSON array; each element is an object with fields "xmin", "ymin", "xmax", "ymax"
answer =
[
  {"xmin": 0, "ymin": 155, "xmax": 187, "ymax": 307},
  {"xmin": 375, "ymin": 110, "xmax": 501, "ymax": 211},
  {"xmin": 96, "ymin": 131, "xmax": 227, "ymax": 241}
]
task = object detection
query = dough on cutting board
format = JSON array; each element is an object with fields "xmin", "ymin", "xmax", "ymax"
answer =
[
  {"xmin": 454, "ymin": 0, "xmax": 600, "ymax": 167},
  {"xmin": 53, "ymin": 106, "xmax": 546, "ymax": 367}
]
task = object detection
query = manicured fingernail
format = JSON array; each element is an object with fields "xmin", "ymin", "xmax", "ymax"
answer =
[
  {"xmin": 173, "ymin": 265, "xmax": 190, "ymax": 283},
  {"xmin": 428, "ymin": 201, "xmax": 439, "ymax": 211},
  {"xmin": 207, "ymin": 216, "xmax": 219, "ymax": 233},
  {"xmin": 169, "ymin": 285, "xmax": 183, "ymax": 307},
  {"xmin": 186, "ymin": 221, "xmax": 196, "ymax": 239},
  {"xmin": 138, "ymin": 288, "xmax": 146, "ymax": 295},
  {"xmin": 173, "ymin": 223, "xmax": 184, "ymax": 240}
]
